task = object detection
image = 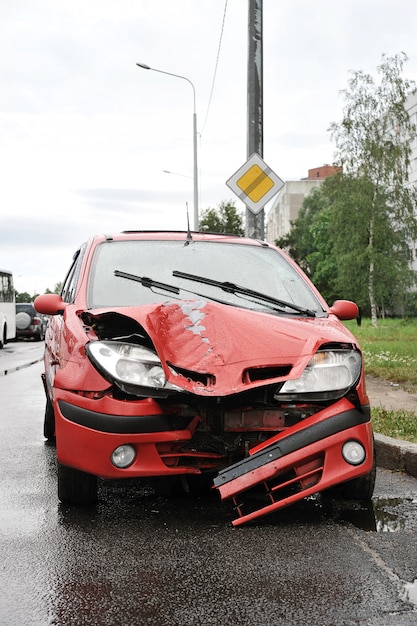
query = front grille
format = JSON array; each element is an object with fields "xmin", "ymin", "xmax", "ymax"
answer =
[
  {"xmin": 156, "ymin": 442, "xmax": 225, "ymax": 470},
  {"xmin": 167, "ymin": 363, "xmax": 215, "ymax": 386},
  {"xmin": 243, "ymin": 365, "xmax": 292, "ymax": 383},
  {"xmin": 231, "ymin": 453, "xmax": 324, "ymax": 520},
  {"xmin": 156, "ymin": 431, "xmax": 243, "ymax": 470}
]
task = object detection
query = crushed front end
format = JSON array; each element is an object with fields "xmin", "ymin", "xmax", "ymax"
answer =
[
  {"xmin": 213, "ymin": 398, "xmax": 374, "ymax": 526},
  {"xmin": 51, "ymin": 299, "xmax": 374, "ymax": 524}
]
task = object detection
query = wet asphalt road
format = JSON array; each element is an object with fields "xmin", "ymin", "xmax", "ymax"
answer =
[{"xmin": 1, "ymin": 342, "xmax": 417, "ymax": 626}]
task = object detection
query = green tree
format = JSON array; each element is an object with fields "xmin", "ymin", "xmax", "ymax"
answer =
[
  {"xmin": 45, "ymin": 282, "xmax": 62, "ymax": 295},
  {"xmin": 329, "ymin": 52, "xmax": 417, "ymax": 326},
  {"xmin": 276, "ymin": 186, "xmax": 329, "ymax": 275},
  {"xmin": 276, "ymin": 183, "xmax": 339, "ymax": 304},
  {"xmin": 15, "ymin": 291, "xmax": 32, "ymax": 303},
  {"xmin": 278, "ymin": 169, "xmax": 416, "ymax": 315},
  {"xmin": 199, "ymin": 201, "xmax": 244, "ymax": 236}
]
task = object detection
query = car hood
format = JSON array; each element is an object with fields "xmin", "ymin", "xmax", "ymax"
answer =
[{"xmin": 86, "ymin": 299, "xmax": 358, "ymax": 396}]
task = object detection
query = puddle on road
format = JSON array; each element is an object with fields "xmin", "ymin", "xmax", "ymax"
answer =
[
  {"xmin": 336, "ymin": 496, "xmax": 417, "ymax": 532},
  {"xmin": 335, "ymin": 497, "xmax": 417, "ymax": 610},
  {"xmin": 403, "ymin": 578, "xmax": 417, "ymax": 608}
]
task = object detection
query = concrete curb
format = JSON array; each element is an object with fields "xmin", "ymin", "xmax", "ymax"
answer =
[
  {"xmin": 375, "ymin": 433, "xmax": 417, "ymax": 479},
  {"xmin": 0, "ymin": 357, "xmax": 43, "ymax": 377}
]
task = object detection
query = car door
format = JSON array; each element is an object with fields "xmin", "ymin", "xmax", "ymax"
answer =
[{"xmin": 44, "ymin": 246, "xmax": 86, "ymax": 397}]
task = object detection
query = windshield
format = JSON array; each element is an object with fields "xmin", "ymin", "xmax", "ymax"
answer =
[{"xmin": 87, "ymin": 240, "xmax": 325, "ymax": 316}]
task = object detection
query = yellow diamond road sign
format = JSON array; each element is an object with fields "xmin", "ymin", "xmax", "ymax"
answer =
[{"xmin": 226, "ymin": 153, "xmax": 284, "ymax": 214}]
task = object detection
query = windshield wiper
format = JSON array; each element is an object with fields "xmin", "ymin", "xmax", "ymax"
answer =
[
  {"xmin": 114, "ymin": 270, "xmax": 234, "ymax": 307},
  {"xmin": 172, "ymin": 270, "xmax": 316, "ymax": 317},
  {"xmin": 115, "ymin": 269, "xmax": 317, "ymax": 317},
  {"xmin": 114, "ymin": 270, "xmax": 180, "ymax": 294}
]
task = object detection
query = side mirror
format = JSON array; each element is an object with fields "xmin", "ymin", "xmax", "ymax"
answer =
[
  {"xmin": 328, "ymin": 300, "xmax": 359, "ymax": 321},
  {"xmin": 34, "ymin": 294, "xmax": 67, "ymax": 316}
]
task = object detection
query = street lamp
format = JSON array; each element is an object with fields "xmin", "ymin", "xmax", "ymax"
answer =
[
  {"xmin": 162, "ymin": 170, "xmax": 193, "ymax": 179},
  {"xmin": 136, "ymin": 62, "xmax": 199, "ymax": 231}
]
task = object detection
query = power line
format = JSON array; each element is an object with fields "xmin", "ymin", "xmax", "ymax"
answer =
[{"xmin": 200, "ymin": 0, "xmax": 229, "ymax": 137}]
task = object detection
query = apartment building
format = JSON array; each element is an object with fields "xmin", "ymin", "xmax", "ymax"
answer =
[{"xmin": 265, "ymin": 165, "xmax": 340, "ymax": 244}]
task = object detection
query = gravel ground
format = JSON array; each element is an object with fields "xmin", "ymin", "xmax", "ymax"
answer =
[{"xmin": 366, "ymin": 376, "xmax": 417, "ymax": 414}]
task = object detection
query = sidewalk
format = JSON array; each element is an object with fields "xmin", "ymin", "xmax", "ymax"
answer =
[{"xmin": 366, "ymin": 376, "xmax": 417, "ymax": 479}]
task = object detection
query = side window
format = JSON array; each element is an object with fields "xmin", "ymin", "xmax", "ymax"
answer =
[{"xmin": 61, "ymin": 244, "xmax": 87, "ymax": 304}]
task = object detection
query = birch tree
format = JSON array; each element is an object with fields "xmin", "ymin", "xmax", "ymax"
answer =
[{"xmin": 329, "ymin": 52, "xmax": 417, "ymax": 326}]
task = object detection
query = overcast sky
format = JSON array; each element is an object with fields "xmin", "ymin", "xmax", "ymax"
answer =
[{"xmin": 2, "ymin": 0, "xmax": 417, "ymax": 295}]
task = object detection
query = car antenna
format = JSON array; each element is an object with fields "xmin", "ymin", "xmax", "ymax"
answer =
[{"xmin": 185, "ymin": 202, "xmax": 193, "ymax": 245}]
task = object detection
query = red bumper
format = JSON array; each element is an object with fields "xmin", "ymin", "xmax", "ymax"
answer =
[
  {"xmin": 54, "ymin": 390, "xmax": 373, "ymax": 526},
  {"xmin": 213, "ymin": 398, "xmax": 374, "ymax": 526},
  {"xmin": 54, "ymin": 391, "xmax": 222, "ymax": 479}
]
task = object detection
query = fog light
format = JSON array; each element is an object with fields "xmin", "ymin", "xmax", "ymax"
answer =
[
  {"xmin": 342, "ymin": 441, "xmax": 366, "ymax": 466},
  {"xmin": 111, "ymin": 444, "xmax": 136, "ymax": 468}
]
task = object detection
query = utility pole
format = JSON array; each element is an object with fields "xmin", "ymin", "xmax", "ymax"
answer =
[{"xmin": 246, "ymin": 0, "xmax": 264, "ymax": 239}]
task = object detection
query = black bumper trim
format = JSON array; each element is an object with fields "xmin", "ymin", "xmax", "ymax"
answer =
[
  {"xmin": 58, "ymin": 400, "xmax": 191, "ymax": 434},
  {"xmin": 213, "ymin": 408, "xmax": 370, "ymax": 487}
]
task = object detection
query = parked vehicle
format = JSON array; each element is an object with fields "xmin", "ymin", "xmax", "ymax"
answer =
[
  {"xmin": 15, "ymin": 303, "xmax": 47, "ymax": 341},
  {"xmin": 0, "ymin": 269, "xmax": 16, "ymax": 348},
  {"xmin": 35, "ymin": 231, "xmax": 375, "ymax": 525}
]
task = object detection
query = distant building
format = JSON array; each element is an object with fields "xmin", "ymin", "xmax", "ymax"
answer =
[
  {"xmin": 265, "ymin": 165, "xmax": 341, "ymax": 243},
  {"xmin": 407, "ymin": 91, "xmax": 417, "ymax": 188},
  {"xmin": 305, "ymin": 164, "xmax": 342, "ymax": 180}
]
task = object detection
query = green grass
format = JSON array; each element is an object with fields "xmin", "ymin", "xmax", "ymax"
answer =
[
  {"xmin": 343, "ymin": 317, "xmax": 417, "ymax": 388},
  {"xmin": 343, "ymin": 317, "xmax": 417, "ymax": 442},
  {"xmin": 371, "ymin": 407, "xmax": 417, "ymax": 444}
]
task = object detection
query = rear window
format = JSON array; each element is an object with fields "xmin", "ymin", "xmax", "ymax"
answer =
[{"xmin": 16, "ymin": 304, "xmax": 35, "ymax": 315}]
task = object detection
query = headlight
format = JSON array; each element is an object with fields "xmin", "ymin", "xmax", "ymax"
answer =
[
  {"xmin": 276, "ymin": 349, "xmax": 362, "ymax": 400},
  {"xmin": 86, "ymin": 341, "xmax": 182, "ymax": 397}
]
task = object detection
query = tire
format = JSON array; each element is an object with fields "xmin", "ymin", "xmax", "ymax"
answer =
[
  {"xmin": 35, "ymin": 328, "xmax": 45, "ymax": 341},
  {"xmin": 43, "ymin": 396, "xmax": 55, "ymax": 441},
  {"xmin": 58, "ymin": 463, "xmax": 98, "ymax": 505},
  {"xmin": 16, "ymin": 311, "xmax": 32, "ymax": 331}
]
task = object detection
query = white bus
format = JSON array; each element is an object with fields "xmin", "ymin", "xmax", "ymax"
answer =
[{"xmin": 0, "ymin": 269, "xmax": 16, "ymax": 348}]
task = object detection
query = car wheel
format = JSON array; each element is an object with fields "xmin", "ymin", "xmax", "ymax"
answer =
[
  {"xmin": 16, "ymin": 311, "xmax": 32, "ymax": 331},
  {"xmin": 58, "ymin": 463, "xmax": 98, "ymax": 505},
  {"xmin": 43, "ymin": 397, "xmax": 55, "ymax": 441},
  {"xmin": 36, "ymin": 328, "xmax": 45, "ymax": 342}
]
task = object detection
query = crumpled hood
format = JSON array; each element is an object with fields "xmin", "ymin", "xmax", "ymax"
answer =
[{"xmin": 104, "ymin": 299, "xmax": 358, "ymax": 396}]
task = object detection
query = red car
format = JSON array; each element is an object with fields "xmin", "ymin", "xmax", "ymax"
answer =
[{"xmin": 35, "ymin": 231, "xmax": 375, "ymax": 526}]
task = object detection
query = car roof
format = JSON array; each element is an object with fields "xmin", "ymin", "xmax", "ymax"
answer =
[{"xmin": 87, "ymin": 231, "xmax": 271, "ymax": 247}]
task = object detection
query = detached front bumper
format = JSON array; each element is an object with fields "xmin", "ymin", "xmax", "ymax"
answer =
[{"xmin": 213, "ymin": 397, "xmax": 374, "ymax": 526}]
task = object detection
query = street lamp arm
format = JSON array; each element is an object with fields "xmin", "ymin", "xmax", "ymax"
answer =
[
  {"xmin": 136, "ymin": 61, "xmax": 199, "ymax": 231},
  {"xmin": 136, "ymin": 63, "xmax": 196, "ymax": 113},
  {"xmin": 163, "ymin": 170, "xmax": 193, "ymax": 179}
]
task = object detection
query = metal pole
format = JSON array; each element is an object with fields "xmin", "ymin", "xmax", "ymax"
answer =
[
  {"xmin": 193, "ymin": 111, "xmax": 198, "ymax": 230},
  {"xmin": 246, "ymin": 0, "xmax": 264, "ymax": 239},
  {"xmin": 136, "ymin": 63, "xmax": 199, "ymax": 231}
]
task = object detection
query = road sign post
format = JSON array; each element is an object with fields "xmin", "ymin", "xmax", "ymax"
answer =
[{"xmin": 226, "ymin": 154, "xmax": 284, "ymax": 238}]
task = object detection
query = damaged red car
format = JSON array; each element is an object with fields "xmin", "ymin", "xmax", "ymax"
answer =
[{"xmin": 35, "ymin": 231, "xmax": 375, "ymax": 526}]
